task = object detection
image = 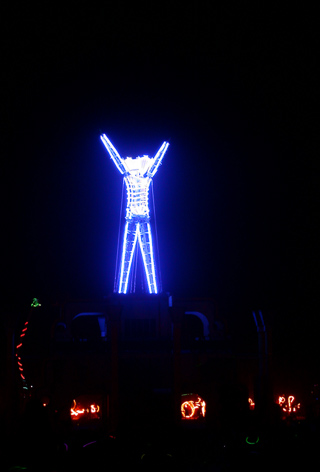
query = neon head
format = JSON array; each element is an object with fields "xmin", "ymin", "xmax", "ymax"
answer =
[{"xmin": 122, "ymin": 155, "xmax": 154, "ymax": 177}]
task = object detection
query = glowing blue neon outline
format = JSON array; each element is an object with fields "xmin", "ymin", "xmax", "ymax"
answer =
[
  {"xmin": 148, "ymin": 142, "xmax": 170, "ymax": 178},
  {"xmin": 101, "ymin": 134, "xmax": 169, "ymax": 294},
  {"xmin": 118, "ymin": 221, "xmax": 139, "ymax": 293},
  {"xmin": 118, "ymin": 222, "xmax": 157, "ymax": 294},
  {"xmin": 100, "ymin": 134, "xmax": 126, "ymax": 174},
  {"xmin": 137, "ymin": 222, "xmax": 158, "ymax": 294},
  {"xmin": 123, "ymin": 225, "xmax": 139, "ymax": 293},
  {"xmin": 146, "ymin": 222, "xmax": 158, "ymax": 293},
  {"xmin": 118, "ymin": 221, "xmax": 129, "ymax": 293}
]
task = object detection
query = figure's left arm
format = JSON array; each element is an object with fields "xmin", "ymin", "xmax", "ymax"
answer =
[
  {"xmin": 148, "ymin": 141, "xmax": 169, "ymax": 178},
  {"xmin": 100, "ymin": 134, "xmax": 127, "ymax": 174}
]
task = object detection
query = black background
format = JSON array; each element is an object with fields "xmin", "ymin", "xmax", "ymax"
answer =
[{"xmin": 1, "ymin": 4, "xmax": 319, "ymax": 390}]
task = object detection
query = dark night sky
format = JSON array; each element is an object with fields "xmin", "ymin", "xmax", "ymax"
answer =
[{"xmin": 1, "ymin": 4, "xmax": 319, "ymax": 379}]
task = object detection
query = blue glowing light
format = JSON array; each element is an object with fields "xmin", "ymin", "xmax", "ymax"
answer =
[{"xmin": 100, "ymin": 134, "xmax": 169, "ymax": 294}]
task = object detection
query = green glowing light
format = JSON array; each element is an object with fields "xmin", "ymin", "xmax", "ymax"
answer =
[
  {"xmin": 8, "ymin": 467, "xmax": 28, "ymax": 471},
  {"xmin": 31, "ymin": 298, "xmax": 41, "ymax": 308},
  {"xmin": 246, "ymin": 436, "xmax": 259, "ymax": 445}
]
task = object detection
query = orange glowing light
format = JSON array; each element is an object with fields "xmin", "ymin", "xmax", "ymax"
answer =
[
  {"xmin": 248, "ymin": 398, "xmax": 255, "ymax": 410},
  {"xmin": 277, "ymin": 395, "xmax": 301, "ymax": 416},
  {"xmin": 181, "ymin": 394, "xmax": 206, "ymax": 420},
  {"xmin": 90, "ymin": 404, "xmax": 100, "ymax": 414},
  {"xmin": 181, "ymin": 401, "xmax": 196, "ymax": 418},
  {"xmin": 70, "ymin": 400, "xmax": 85, "ymax": 418},
  {"xmin": 70, "ymin": 399, "xmax": 101, "ymax": 421}
]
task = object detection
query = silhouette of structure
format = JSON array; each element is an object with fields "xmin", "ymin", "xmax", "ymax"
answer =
[{"xmin": 100, "ymin": 134, "xmax": 169, "ymax": 294}]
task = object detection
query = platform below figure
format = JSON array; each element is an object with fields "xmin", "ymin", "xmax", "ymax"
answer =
[{"xmin": 17, "ymin": 293, "xmax": 265, "ymax": 439}]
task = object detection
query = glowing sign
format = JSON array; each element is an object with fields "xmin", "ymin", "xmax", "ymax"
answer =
[
  {"xmin": 277, "ymin": 395, "xmax": 301, "ymax": 415},
  {"xmin": 100, "ymin": 134, "xmax": 169, "ymax": 294},
  {"xmin": 181, "ymin": 394, "xmax": 206, "ymax": 420},
  {"xmin": 288, "ymin": 395, "xmax": 295, "ymax": 409},
  {"xmin": 70, "ymin": 399, "xmax": 101, "ymax": 421}
]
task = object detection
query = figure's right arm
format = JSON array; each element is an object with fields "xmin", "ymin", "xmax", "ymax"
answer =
[
  {"xmin": 148, "ymin": 141, "xmax": 169, "ymax": 178},
  {"xmin": 100, "ymin": 134, "xmax": 126, "ymax": 174}
]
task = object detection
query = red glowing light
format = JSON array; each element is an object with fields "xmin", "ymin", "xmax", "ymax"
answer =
[{"xmin": 16, "ymin": 319, "xmax": 31, "ymax": 388}]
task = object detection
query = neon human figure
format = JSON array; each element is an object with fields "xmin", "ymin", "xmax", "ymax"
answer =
[{"xmin": 100, "ymin": 134, "xmax": 169, "ymax": 294}]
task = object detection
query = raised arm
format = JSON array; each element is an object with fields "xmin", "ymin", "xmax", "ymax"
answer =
[
  {"xmin": 100, "ymin": 134, "xmax": 126, "ymax": 174},
  {"xmin": 148, "ymin": 141, "xmax": 169, "ymax": 178}
]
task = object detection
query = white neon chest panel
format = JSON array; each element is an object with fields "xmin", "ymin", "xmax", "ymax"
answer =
[{"xmin": 125, "ymin": 175, "xmax": 151, "ymax": 219}]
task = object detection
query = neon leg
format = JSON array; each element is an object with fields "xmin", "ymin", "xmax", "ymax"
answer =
[
  {"xmin": 118, "ymin": 220, "xmax": 139, "ymax": 294},
  {"xmin": 138, "ymin": 221, "xmax": 158, "ymax": 294}
]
